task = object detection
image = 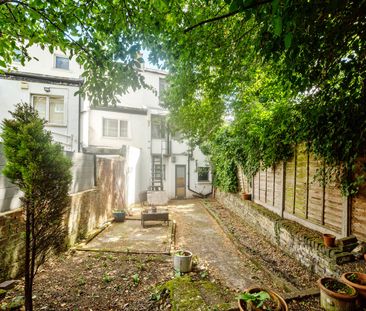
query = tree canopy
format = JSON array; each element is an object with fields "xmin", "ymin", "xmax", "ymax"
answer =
[{"xmin": 1, "ymin": 0, "xmax": 365, "ymax": 193}]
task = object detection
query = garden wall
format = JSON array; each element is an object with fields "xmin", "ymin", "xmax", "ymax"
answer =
[
  {"xmin": 0, "ymin": 156, "xmax": 125, "ymax": 281},
  {"xmin": 238, "ymin": 146, "xmax": 366, "ymax": 241},
  {"xmin": 216, "ymin": 191, "xmax": 350, "ymax": 277},
  {"xmin": 0, "ymin": 149, "xmax": 97, "ymax": 213}
]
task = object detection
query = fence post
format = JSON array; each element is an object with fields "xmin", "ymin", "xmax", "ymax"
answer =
[
  {"xmin": 281, "ymin": 162, "xmax": 286, "ymax": 218},
  {"xmin": 341, "ymin": 196, "xmax": 351, "ymax": 237}
]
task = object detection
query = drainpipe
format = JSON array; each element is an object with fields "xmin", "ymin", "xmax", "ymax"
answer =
[
  {"xmin": 187, "ymin": 151, "xmax": 214, "ymax": 198},
  {"xmin": 77, "ymin": 92, "xmax": 81, "ymax": 153}
]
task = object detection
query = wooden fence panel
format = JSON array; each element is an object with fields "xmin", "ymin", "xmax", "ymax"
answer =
[
  {"xmin": 285, "ymin": 157, "xmax": 295, "ymax": 213},
  {"xmin": 274, "ymin": 165, "xmax": 283, "ymax": 210},
  {"xmin": 307, "ymin": 155, "xmax": 324, "ymax": 225},
  {"xmin": 253, "ymin": 171, "xmax": 260, "ymax": 200},
  {"xmin": 324, "ymin": 185, "xmax": 343, "ymax": 233},
  {"xmin": 294, "ymin": 147, "xmax": 307, "ymax": 218},
  {"xmin": 351, "ymin": 157, "xmax": 366, "ymax": 240},
  {"xmin": 259, "ymin": 170, "xmax": 266, "ymax": 202},
  {"xmin": 266, "ymin": 168, "xmax": 274, "ymax": 206},
  {"xmin": 240, "ymin": 146, "xmax": 365, "ymax": 239}
]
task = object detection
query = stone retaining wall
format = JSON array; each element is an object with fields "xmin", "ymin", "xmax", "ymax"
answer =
[{"xmin": 216, "ymin": 190, "xmax": 351, "ymax": 277}]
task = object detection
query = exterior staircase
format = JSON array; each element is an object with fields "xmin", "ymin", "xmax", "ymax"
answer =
[{"xmin": 151, "ymin": 155, "xmax": 163, "ymax": 190}]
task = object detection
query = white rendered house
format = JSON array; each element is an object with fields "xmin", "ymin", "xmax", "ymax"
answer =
[
  {"xmin": 82, "ymin": 68, "xmax": 213, "ymax": 205},
  {"xmin": 0, "ymin": 45, "xmax": 83, "ymax": 152},
  {"xmin": 0, "ymin": 46, "xmax": 212, "ymax": 208},
  {"xmin": 0, "ymin": 46, "xmax": 85, "ymax": 212}
]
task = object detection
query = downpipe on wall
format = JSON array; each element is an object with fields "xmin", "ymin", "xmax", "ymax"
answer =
[{"xmin": 187, "ymin": 151, "xmax": 213, "ymax": 198}]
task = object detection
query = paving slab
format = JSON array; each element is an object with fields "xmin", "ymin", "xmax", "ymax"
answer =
[{"xmin": 80, "ymin": 219, "xmax": 172, "ymax": 254}]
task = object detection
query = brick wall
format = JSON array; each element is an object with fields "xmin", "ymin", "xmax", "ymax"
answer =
[{"xmin": 0, "ymin": 156, "xmax": 125, "ymax": 281}]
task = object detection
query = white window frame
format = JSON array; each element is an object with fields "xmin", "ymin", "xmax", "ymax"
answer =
[
  {"xmin": 197, "ymin": 167, "xmax": 210, "ymax": 182},
  {"xmin": 32, "ymin": 94, "xmax": 67, "ymax": 126},
  {"xmin": 54, "ymin": 54, "xmax": 70, "ymax": 70},
  {"xmin": 102, "ymin": 118, "xmax": 129, "ymax": 138}
]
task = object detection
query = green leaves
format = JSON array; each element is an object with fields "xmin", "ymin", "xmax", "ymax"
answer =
[
  {"xmin": 284, "ymin": 32, "xmax": 293, "ymax": 49},
  {"xmin": 273, "ymin": 15, "xmax": 282, "ymax": 36}
]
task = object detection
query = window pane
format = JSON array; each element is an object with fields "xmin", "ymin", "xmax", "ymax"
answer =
[
  {"xmin": 49, "ymin": 96, "xmax": 65, "ymax": 124},
  {"xmin": 55, "ymin": 56, "xmax": 69, "ymax": 70},
  {"xmin": 120, "ymin": 120, "xmax": 128, "ymax": 137},
  {"xmin": 151, "ymin": 115, "xmax": 166, "ymax": 139},
  {"xmin": 198, "ymin": 167, "xmax": 209, "ymax": 182},
  {"xmin": 103, "ymin": 119, "xmax": 118, "ymax": 137},
  {"xmin": 33, "ymin": 96, "xmax": 47, "ymax": 119}
]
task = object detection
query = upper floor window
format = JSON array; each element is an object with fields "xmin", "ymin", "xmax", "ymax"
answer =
[
  {"xmin": 197, "ymin": 167, "xmax": 210, "ymax": 182},
  {"xmin": 32, "ymin": 95, "xmax": 65, "ymax": 125},
  {"xmin": 103, "ymin": 118, "xmax": 129, "ymax": 138},
  {"xmin": 55, "ymin": 55, "xmax": 69, "ymax": 70},
  {"xmin": 151, "ymin": 115, "xmax": 166, "ymax": 139}
]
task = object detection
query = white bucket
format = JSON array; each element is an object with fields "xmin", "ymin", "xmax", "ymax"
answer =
[{"xmin": 173, "ymin": 250, "xmax": 192, "ymax": 273}]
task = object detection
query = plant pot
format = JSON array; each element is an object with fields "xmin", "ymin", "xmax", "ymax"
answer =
[
  {"xmin": 317, "ymin": 277, "xmax": 357, "ymax": 311},
  {"xmin": 113, "ymin": 210, "xmax": 126, "ymax": 222},
  {"xmin": 173, "ymin": 250, "xmax": 192, "ymax": 273},
  {"xmin": 238, "ymin": 287, "xmax": 288, "ymax": 311},
  {"xmin": 241, "ymin": 193, "xmax": 252, "ymax": 200},
  {"xmin": 341, "ymin": 272, "xmax": 366, "ymax": 304},
  {"xmin": 323, "ymin": 233, "xmax": 336, "ymax": 247}
]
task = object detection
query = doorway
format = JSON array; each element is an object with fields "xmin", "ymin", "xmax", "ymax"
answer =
[{"xmin": 175, "ymin": 165, "xmax": 186, "ymax": 199}]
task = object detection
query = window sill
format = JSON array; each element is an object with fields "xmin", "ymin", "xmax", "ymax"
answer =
[
  {"xmin": 197, "ymin": 181, "xmax": 211, "ymax": 184},
  {"xmin": 45, "ymin": 124, "xmax": 67, "ymax": 128},
  {"xmin": 102, "ymin": 136, "xmax": 131, "ymax": 140}
]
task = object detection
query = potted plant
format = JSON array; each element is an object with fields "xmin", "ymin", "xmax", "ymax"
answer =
[
  {"xmin": 112, "ymin": 209, "xmax": 126, "ymax": 222},
  {"xmin": 237, "ymin": 287, "xmax": 288, "ymax": 311},
  {"xmin": 341, "ymin": 272, "xmax": 366, "ymax": 302},
  {"xmin": 323, "ymin": 233, "xmax": 336, "ymax": 247},
  {"xmin": 317, "ymin": 277, "xmax": 358, "ymax": 311},
  {"xmin": 241, "ymin": 192, "xmax": 252, "ymax": 200},
  {"xmin": 173, "ymin": 250, "xmax": 192, "ymax": 273}
]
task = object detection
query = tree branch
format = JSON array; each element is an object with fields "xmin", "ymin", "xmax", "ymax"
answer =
[
  {"xmin": 0, "ymin": 0, "xmax": 13, "ymax": 5},
  {"xmin": 2, "ymin": 0, "xmax": 93, "ymax": 58},
  {"xmin": 184, "ymin": 0, "xmax": 272, "ymax": 33}
]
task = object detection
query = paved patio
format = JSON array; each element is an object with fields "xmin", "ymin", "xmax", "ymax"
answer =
[
  {"xmin": 79, "ymin": 218, "xmax": 173, "ymax": 254},
  {"xmin": 80, "ymin": 199, "xmax": 297, "ymax": 293}
]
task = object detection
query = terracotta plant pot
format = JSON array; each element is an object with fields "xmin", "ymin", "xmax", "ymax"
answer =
[
  {"xmin": 341, "ymin": 272, "xmax": 366, "ymax": 303},
  {"xmin": 238, "ymin": 287, "xmax": 288, "ymax": 311},
  {"xmin": 317, "ymin": 277, "xmax": 357, "ymax": 311},
  {"xmin": 241, "ymin": 193, "xmax": 252, "ymax": 200},
  {"xmin": 323, "ymin": 233, "xmax": 336, "ymax": 247}
]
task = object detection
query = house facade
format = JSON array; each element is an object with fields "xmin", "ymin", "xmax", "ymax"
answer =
[
  {"xmin": 0, "ymin": 46, "xmax": 212, "ymax": 208},
  {"xmin": 82, "ymin": 68, "xmax": 212, "ymax": 206},
  {"xmin": 0, "ymin": 46, "xmax": 85, "ymax": 212},
  {"xmin": 0, "ymin": 45, "xmax": 83, "ymax": 152}
]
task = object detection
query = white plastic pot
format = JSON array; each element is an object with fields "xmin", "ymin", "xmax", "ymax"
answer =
[{"xmin": 173, "ymin": 250, "xmax": 192, "ymax": 273}]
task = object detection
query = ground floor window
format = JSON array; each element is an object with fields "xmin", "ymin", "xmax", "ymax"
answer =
[
  {"xmin": 197, "ymin": 167, "xmax": 210, "ymax": 182},
  {"xmin": 103, "ymin": 118, "xmax": 129, "ymax": 138}
]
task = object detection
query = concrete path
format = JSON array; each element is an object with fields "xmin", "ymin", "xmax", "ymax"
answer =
[{"xmin": 169, "ymin": 200, "xmax": 262, "ymax": 291}]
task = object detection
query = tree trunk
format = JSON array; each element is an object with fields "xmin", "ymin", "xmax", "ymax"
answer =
[{"xmin": 24, "ymin": 205, "xmax": 33, "ymax": 311}]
